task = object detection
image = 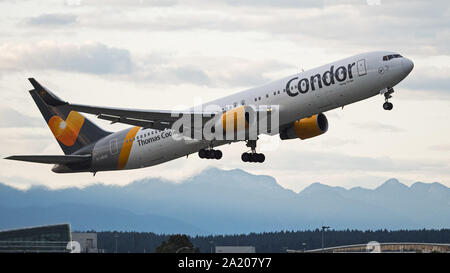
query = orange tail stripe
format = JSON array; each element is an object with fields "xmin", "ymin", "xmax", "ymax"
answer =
[
  {"xmin": 117, "ymin": 126, "xmax": 140, "ymax": 170},
  {"xmin": 48, "ymin": 111, "xmax": 85, "ymax": 147}
]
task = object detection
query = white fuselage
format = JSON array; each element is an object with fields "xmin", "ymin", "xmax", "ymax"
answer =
[{"xmin": 101, "ymin": 51, "xmax": 413, "ymax": 170}]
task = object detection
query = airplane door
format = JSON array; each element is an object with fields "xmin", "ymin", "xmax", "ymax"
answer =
[
  {"xmin": 109, "ymin": 139, "xmax": 118, "ymax": 155},
  {"xmin": 357, "ymin": 59, "xmax": 367, "ymax": 76}
]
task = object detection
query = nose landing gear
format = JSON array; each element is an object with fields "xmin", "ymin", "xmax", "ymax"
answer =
[{"xmin": 382, "ymin": 87, "xmax": 394, "ymax": 111}]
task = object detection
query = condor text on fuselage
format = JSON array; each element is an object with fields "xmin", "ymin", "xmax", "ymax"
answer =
[{"xmin": 286, "ymin": 63, "xmax": 357, "ymax": 97}]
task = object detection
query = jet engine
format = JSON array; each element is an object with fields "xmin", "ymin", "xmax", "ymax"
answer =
[
  {"xmin": 279, "ymin": 113, "xmax": 328, "ymax": 140},
  {"xmin": 217, "ymin": 105, "xmax": 257, "ymax": 134}
]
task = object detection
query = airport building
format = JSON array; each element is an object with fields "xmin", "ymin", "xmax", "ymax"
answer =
[
  {"xmin": 0, "ymin": 224, "xmax": 71, "ymax": 253},
  {"xmin": 287, "ymin": 242, "xmax": 450, "ymax": 253},
  {"xmin": 0, "ymin": 224, "xmax": 105, "ymax": 253},
  {"xmin": 71, "ymin": 232, "xmax": 102, "ymax": 253},
  {"xmin": 215, "ymin": 246, "xmax": 256, "ymax": 253}
]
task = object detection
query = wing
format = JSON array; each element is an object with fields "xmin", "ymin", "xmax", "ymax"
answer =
[
  {"xmin": 29, "ymin": 78, "xmax": 217, "ymax": 131},
  {"xmin": 54, "ymin": 104, "xmax": 215, "ymax": 131}
]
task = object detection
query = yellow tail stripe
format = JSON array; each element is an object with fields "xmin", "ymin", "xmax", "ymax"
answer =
[{"xmin": 118, "ymin": 126, "xmax": 140, "ymax": 170}]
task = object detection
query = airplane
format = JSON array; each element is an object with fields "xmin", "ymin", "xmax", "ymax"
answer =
[{"xmin": 5, "ymin": 51, "xmax": 414, "ymax": 174}]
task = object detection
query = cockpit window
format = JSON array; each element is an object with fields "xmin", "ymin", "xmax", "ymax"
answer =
[{"xmin": 383, "ymin": 54, "xmax": 403, "ymax": 61}]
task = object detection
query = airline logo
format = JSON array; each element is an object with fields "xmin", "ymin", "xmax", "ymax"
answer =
[
  {"xmin": 48, "ymin": 111, "xmax": 85, "ymax": 146},
  {"xmin": 286, "ymin": 62, "xmax": 357, "ymax": 97}
]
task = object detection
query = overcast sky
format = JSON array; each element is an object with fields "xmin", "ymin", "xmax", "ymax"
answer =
[{"xmin": 0, "ymin": 0, "xmax": 449, "ymax": 192}]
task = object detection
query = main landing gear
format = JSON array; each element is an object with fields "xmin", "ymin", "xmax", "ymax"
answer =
[
  {"xmin": 382, "ymin": 87, "xmax": 394, "ymax": 111},
  {"xmin": 198, "ymin": 148, "xmax": 222, "ymax": 160},
  {"xmin": 241, "ymin": 140, "xmax": 265, "ymax": 163}
]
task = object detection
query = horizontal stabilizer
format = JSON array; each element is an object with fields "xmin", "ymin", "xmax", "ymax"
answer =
[{"xmin": 4, "ymin": 154, "xmax": 91, "ymax": 164}]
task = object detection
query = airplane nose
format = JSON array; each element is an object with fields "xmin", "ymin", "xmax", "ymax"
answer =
[{"xmin": 402, "ymin": 58, "xmax": 414, "ymax": 75}]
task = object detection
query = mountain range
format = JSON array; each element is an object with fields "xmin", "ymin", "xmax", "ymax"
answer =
[{"xmin": 1, "ymin": 168, "xmax": 449, "ymax": 235}]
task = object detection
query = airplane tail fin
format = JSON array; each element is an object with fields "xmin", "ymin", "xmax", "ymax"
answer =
[{"xmin": 28, "ymin": 78, "xmax": 110, "ymax": 155}]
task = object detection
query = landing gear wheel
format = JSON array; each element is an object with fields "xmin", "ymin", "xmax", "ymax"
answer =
[
  {"xmin": 241, "ymin": 153, "xmax": 249, "ymax": 162},
  {"xmin": 383, "ymin": 102, "xmax": 393, "ymax": 111},
  {"xmin": 241, "ymin": 152, "xmax": 265, "ymax": 163},
  {"xmin": 199, "ymin": 149, "xmax": 222, "ymax": 160},
  {"xmin": 198, "ymin": 149, "xmax": 206, "ymax": 159},
  {"xmin": 214, "ymin": 150, "xmax": 223, "ymax": 160},
  {"xmin": 256, "ymin": 153, "xmax": 265, "ymax": 163},
  {"xmin": 242, "ymin": 140, "xmax": 265, "ymax": 163}
]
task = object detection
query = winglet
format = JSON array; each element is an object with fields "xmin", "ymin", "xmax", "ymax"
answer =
[{"xmin": 28, "ymin": 78, "xmax": 68, "ymax": 107}]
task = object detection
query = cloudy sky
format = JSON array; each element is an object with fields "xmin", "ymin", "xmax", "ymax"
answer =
[{"xmin": 0, "ymin": 0, "xmax": 449, "ymax": 192}]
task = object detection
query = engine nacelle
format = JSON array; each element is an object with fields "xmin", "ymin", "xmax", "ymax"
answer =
[
  {"xmin": 280, "ymin": 113, "xmax": 328, "ymax": 140},
  {"xmin": 216, "ymin": 105, "xmax": 256, "ymax": 134}
]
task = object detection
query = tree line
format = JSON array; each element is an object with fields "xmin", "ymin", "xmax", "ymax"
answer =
[{"xmin": 94, "ymin": 229, "xmax": 450, "ymax": 253}]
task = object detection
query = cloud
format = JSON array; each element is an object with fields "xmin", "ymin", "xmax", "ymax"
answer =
[
  {"xmin": 26, "ymin": 13, "xmax": 77, "ymax": 26},
  {"xmin": 69, "ymin": 0, "xmax": 178, "ymax": 7},
  {"xmin": 0, "ymin": 41, "xmax": 291, "ymax": 87},
  {"xmin": 0, "ymin": 174, "xmax": 45, "ymax": 190},
  {"xmin": 172, "ymin": 66, "xmax": 211, "ymax": 86},
  {"xmin": 320, "ymin": 137, "xmax": 359, "ymax": 147},
  {"xmin": 0, "ymin": 41, "xmax": 133, "ymax": 74},
  {"xmin": 403, "ymin": 74, "xmax": 450, "ymax": 93},
  {"xmin": 352, "ymin": 121, "xmax": 405, "ymax": 133},
  {"xmin": 0, "ymin": 107, "xmax": 43, "ymax": 128},
  {"xmin": 211, "ymin": 0, "xmax": 380, "ymax": 8},
  {"xmin": 70, "ymin": 0, "xmax": 450, "ymax": 56},
  {"xmin": 137, "ymin": 54, "xmax": 294, "ymax": 87},
  {"xmin": 429, "ymin": 144, "xmax": 450, "ymax": 151},
  {"xmin": 266, "ymin": 149, "xmax": 450, "ymax": 174}
]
